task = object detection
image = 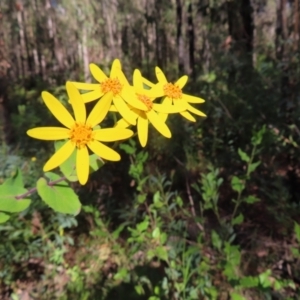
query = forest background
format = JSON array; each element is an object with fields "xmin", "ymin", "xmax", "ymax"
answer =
[{"xmin": 0, "ymin": 0, "xmax": 300, "ymax": 299}]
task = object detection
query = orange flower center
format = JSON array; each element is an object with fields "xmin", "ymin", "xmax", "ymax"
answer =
[
  {"xmin": 163, "ymin": 83, "xmax": 182, "ymax": 99},
  {"xmin": 70, "ymin": 123, "xmax": 94, "ymax": 148},
  {"xmin": 136, "ymin": 93, "xmax": 153, "ymax": 111},
  {"xmin": 101, "ymin": 78, "xmax": 123, "ymax": 95}
]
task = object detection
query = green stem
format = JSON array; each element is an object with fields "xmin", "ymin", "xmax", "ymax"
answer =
[{"xmin": 15, "ymin": 176, "xmax": 66, "ymax": 200}]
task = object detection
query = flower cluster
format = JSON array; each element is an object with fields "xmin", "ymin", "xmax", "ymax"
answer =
[{"xmin": 27, "ymin": 59, "xmax": 206, "ymax": 185}]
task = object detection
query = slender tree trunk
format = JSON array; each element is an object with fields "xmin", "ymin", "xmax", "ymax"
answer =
[
  {"xmin": 176, "ymin": 0, "xmax": 184, "ymax": 73},
  {"xmin": 187, "ymin": 1, "xmax": 195, "ymax": 78}
]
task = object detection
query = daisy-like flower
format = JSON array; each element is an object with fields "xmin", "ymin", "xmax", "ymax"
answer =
[
  {"xmin": 71, "ymin": 59, "xmax": 147, "ymax": 125},
  {"xmin": 27, "ymin": 82, "xmax": 134, "ymax": 185},
  {"xmin": 114, "ymin": 69, "xmax": 185, "ymax": 147},
  {"xmin": 145, "ymin": 67, "xmax": 206, "ymax": 122}
]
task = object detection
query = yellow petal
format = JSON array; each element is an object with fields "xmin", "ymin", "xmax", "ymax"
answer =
[
  {"xmin": 182, "ymin": 94, "xmax": 205, "ymax": 103},
  {"xmin": 27, "ymin": 127, "xmax": 70, "ymax": 140},
  {"xmin": 70, "ymin": 82, "xmax": 99, "ymax": 91},
  {"xmin": 133, "ymin": 69, "xmax": 143, "ymax": 89},
  {"xmin": 153, "ymin": 103, "xmax": 185, "ymax": 113},
  {"xmin": 66, "ymin": 82, "xmax": 86, "ymax": 123},
  {"xmin": 142, "ymin": 76, "xmax": 156, "ymax": 88},
  {"xmin": 147, "ymin": 110, "xmax": 171, "ymax": 138},
  {"xmin": 114, "ymin": 68, "xmax": 129, "ymax": 86},
  {"xmin": 43, "ymin": 140, "xmax": 75, "ymax": 171},
  {"xmin": 115, "ymin": 118, "xmax": 130, "ymax": 128},
  {"xmin": 137, "ymin": 113, "xmax": 148, "ymax": 147},
  {"xmin": 109, "ymin": 105, "xmax": 118, "ymax": 112},
  {"xmin": 159, "ymin": 113, "xmax": 168, "ymax": 123},
  {"xmin": 175, "ymin": 75, "xmax": 188, "ymax": 89},
  {"xmin": 81, "ymin": 89, "xmax": 103, "ymax": 103},
  {"xmin": 155, "ymin": 67, "xmax": 167, "ymax": 83},
  {"xmin": 110, "ymin": 59, "xmax": 122, "ymax": 77},
  {"xmin": 42, "ymin": 91, "xmax": 75, "ymax": 129},
  {"xmin": 88, "ymin": 140, "xmax": 120, "ymax": 161},
  {"xmin": 90, "ymin": 63, "xmax": 108, "ymax": 83},
  {"xmin": 186, "ymin": 103, "xmax": 207, "ymax": 117},
  {"xmin": 76, "ymin": 146, "xmax": 89, "ymax": 185},
  {"xmin": 113, "ymin": 95, "xmax": 137, "ymax": 125},
  {"xmin": 174, "ymin": 99, "xmax": 188, "ymax": 110},
  {"xmin": 86, "ymin": 92, "xmax": 113, "ymax": 127},
  {"xmin": 93, "ymin": 128, "xmax": 133, "ymax": 142},
  {"xmin": 121, "ymin": 86, "xmax": 148, "ymax": 111},
  {"xmin": 147, "ymin": 83, "xmax": 164, "ymax": 97},
  {"xmin": 180, "ymin": 111, "xmax": 196, "ymax": 122}
]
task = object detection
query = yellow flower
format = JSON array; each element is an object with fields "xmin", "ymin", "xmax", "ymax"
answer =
[
  {"xmin": 144, "ymin": 67, "xmax": 206, "ymax": 122},
  {"xmin": 115, "ymin": 69, "xmax": 184, "ymax": 147},
  {"xmin": 71, "ymin": 59, "xmax": 147, "ymax": 125},
  {"xmin": 27, "ymin": 82, "xmax": 134, "ymax": 185}
]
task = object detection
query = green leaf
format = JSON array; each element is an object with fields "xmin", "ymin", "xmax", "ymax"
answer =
[
  {"xmin": 37, "ymin": 174, "xmax": 81, "ymax": 215},
  {"xmin": 240, "ymin": 276, "xmax": 259, "ymax": 288},
  {"xmin": 238, "ymin": 148, "xmax": 250, "ymax": 162},
  {"xmin": 0, "ymin": 169, "xmax": 31, "ymax": 213},
  {"xmin": 211, "ymin": 230, "xmax": 222, "ymax": 251},
  {"xmin": 0, "ymin": 212, "xmax": 10, "ymax": 223},
  {"xmin": 152, "ymin": 227, "xmax": 160, "ymax": 239},
  {"xmin": 244, "ymin": 195, "xmax": 260, "ymax": 204},
  {"xmin": 89, "ymin": 154, "xmax": 104, "ymax": 173},
  {"xmin": 232, "ymin": 213, "xmax": 244, "ymax": 225},
  {"xmin": 248, "ymin": 161, "xmax": 261, "ymax": 174},
  {"xmin": 119, "ymin": 143, "xmax": 135, "ymax": 155},
  {"xmin": 136, "ymin": 219, "xmax": 149, "ymax": 232},
  {"xmin": 231, "ymin": 176, "xmax": 245, "ymax": 193},
  {"xmin": 231, "ymin": 292, "xmax": 246, "ymax": 300},
  {"xmin": 294, "ymin": 222, "xmax": 300, "ymax": 243}
]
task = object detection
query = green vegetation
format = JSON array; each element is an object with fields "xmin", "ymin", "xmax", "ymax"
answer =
[{"xmin": 1, "ymin": 0, "xmax": 300, "ymax": 299}]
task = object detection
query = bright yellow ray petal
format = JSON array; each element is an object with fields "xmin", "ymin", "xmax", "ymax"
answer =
[
  {"xmin": 114, "ymin": 118, "xmax": 130, "ymax": 128},
  {"xmin": 81, "ymin": 89, "xmax": 103, "ymax": 103},
  {"xmin": 109, "ymin": 105, "xmax": 118, "ymax": 112},
  {"xmin": 158, "ymin": 98, "xmax": 172, "ymax": 122},
  {"xmin": 137, "ymin": 113, "xmax": 148, "ymax": 147},
  {"xmin": 70, "ymin": 82, "xmax": 99, "ymax": 91},
  {"xmin": 90, "ymin": 63, "xmax": 108, "ymax": 83},
  {"xmin": 110, "ymin": 59, "xmax": 122, "ymax": 77},
  {"xmin": 147, "ymin": 110, "xmax": 171, "ymax": 138},
  {"xmin": 142, "ymin": 77, "xmax": 156, "ymax": 88},
  {"xmin": 42, "ymin": 91, "xmax": 75, "ymax": 129},
  {"xmin": 133, "ymin": 69, "xmax": 144, "ymax": 89},
  {"xmin": 93, "ymin": 128, "xmax": 133, "ymax": 142},
  {"xmin": 43, "ymin": 140, "xmax": 75, "ymax": 171},
  {"xmin": 76, "ymin": 146, "xmax": 89, "ymax": 185},
  {"xmin": 186, "ymin": 103, "xmax": 207, "ymax": 117},
  {"xmin": 180, "ymin": 111, "xmax": 196, "ymax": 122},
  {"xmin": 66, "ymin": 82, "xmax": 86, "ymax": 123},
  {"xmin": 153, "ymin": 103, "xmax": 185, "ymax": 113},
  {"xmin": 121, "ymin": 86, "xmax": 148, "ymax": 111},
  {"xmin": 114, "ymin": 68, "xmax": 130, "ymax": 86},
  {"xmin": 175, "ymin": 75, "xmax": 188, "ymax": 89},
  {"xmin": 88, "ymin": 140, "xmax": 120, "ymax": 161},
  {"xmin": 27, "ymin": 127, "xmax": 70, "ymax": 140},
  {"xmin": 86, "ymin": 92, "xmax": 113, "ymax": 127},
  {"xmin": 182, "ymin": 94, "xmax": 205, "ymax": 103},
  {"xmin": 174, "ymin": 99, "xmax": 189, "ymax": 110},
  {"xmin": 113, "ymin": 95, "xmax": 138, "ymax": 125},
  {"xmin": 155, "ymin": 67, "xmax": 168, "ymax": 83},
  {"xmin": 147, "ymin": 83, "xmax": 164, "ymax": 97}
]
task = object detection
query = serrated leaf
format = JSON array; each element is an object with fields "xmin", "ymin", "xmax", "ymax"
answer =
[
  {"xmin": 238, "ymin": 148, "xmax": 250, "ymax": 162},
  {"xmin": 231, "ymin": 176, "xmax": 245, "ymax": 193},
  {"xmin": 0, "ymin": 212, "xmax": 10, "ymax": 223},
  {"xmin": 37, "ymin": 176, "xmax": 81, "ymax": 215},
  {"xmin": 0, "ymin": 169, "xmax": 31, "ymax": 212},
  {"xmin": 232, "ymin": 213, "xmax": 244, "ymax": 225}
]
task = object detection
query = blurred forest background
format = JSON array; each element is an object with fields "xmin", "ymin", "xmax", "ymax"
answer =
[{"xmin": 1, "ymin": 0, "xmax": 300, "ymax": 299}]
